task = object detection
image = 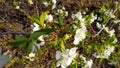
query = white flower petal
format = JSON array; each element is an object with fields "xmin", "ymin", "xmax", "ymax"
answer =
[
  {"xmin": 56, "ymin": 61, "xmax": 61, "ymax": 67},
  {"xmin": 32, "ymin": 23, "xmax": 40, "ymax": 32},
  {"xmin": 73, "ymin": 28, "xmax": 86, "ymax": 45},
  {"xmin": 45, "ymin": 14, "xmax": 53, "ymax": 22},
  {"xmin": 16, "ymin": 6, "xmax": 20, "ymax": 9},
  {"xmin": 83, "ymin": 59, "xmax": 93, "ymax": 68},
  {"xmin": 69, "ymin": 47, "xmax": 78, "ymax": 56},
  {"xmin": 52, "ymin": 0, "xmax": 56, "ymax": 4},
  {"xmin": 56, "ymin": 51, "xmax": 62, "ymax": 60},
  {"xmin": 96, "ymin": 22, "xmax": 102, "ymax": 29},
  {"xmin": 38, "ymin": 35, "xmax": 44, "ymax": 42},
  {"xmin": 43, "ymin": 1, "xmax": 48, "ymax": 6},
  {"xmin": 65, "ymin": 58, "xmax": 73, "ymax": 66}
]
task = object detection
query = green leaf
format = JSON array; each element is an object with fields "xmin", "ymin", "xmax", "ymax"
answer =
[
  {"xmin": 106, "ymin": 35, "xmax": 116, "ymax": 44},
  {"xmin": 104, "ymin": 2, "xmax": 110, "ymax": 7},
  {"xmin": 8, "ymin": 35, "xmax": 28, "ymax": 47},
  {"xmin": 71, "ymin": 60, "xmax": 78, "ymax": 68},
  {"xmin": 87, "ymin": 45, "xmax": 94, "ymax": 54},
  {"xmin": 30, "ymin": 28, "xmax": 54, "ymax": 40},
  {"xmin": 53, "ymin": 22, "xmax": 61, "ymax": 28},
  {"xmin": 34, "ymin": 44, "xmax": 42, "ymax": 55},
  {"xmin": 31, "ymin": 15, "xmax": 40, "ymax": 25},
  {"xmin": 64, "ymin": 34, "xmax": 72, "ymax": 41},
  {"xmin": 26, "ymin": 42, "xmax": 33, "ymax": 55},
  {"xmin": 58, "ymin": 15, "xmax": 63, "ymax": 27},
  {"xmin": 40, "ymin": 11, "xmax": 48, "ymax": 27},
  {"xmin": 59, "ymin": 40, "xmax": 65, "ymax": 52}
]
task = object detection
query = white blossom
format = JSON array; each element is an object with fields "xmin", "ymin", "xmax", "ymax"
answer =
[
  {"xmin": 96, "ymin": 22, "xmax": 102, "ymax": 29},
  {"xmin": 90, "ymin": 13, "xmax": 97, "ymax": 24},
  {"xmin": 65, "ymin": 11, "xmax": 68, "ymax": 17},
  {"xmin": 80, "ymin": 55, "xmax": 93, "ymax": 68},
  {"xmin": 45, "ymin": 14, "xmax": 53, "ymax": 22},
  {"xmin": 113, "ymin": 38, "xmax": 117, "ymax": 43},
  {"xmin": 62, "ymin": 7, "xmax": 65, "ymax": 10},
  {"xmin": 105, "ymin": 10, "xmax": 115, "ymax": 18},
  {"xmin": 52, "ymin": 4, "xmax": 56, "ymax": 9},
  {"xmin": 32, "ymin": 41, "xmax": 45, "ymax": 52},
  {"xmin": 52, "ymin": 0, "xmax": 57, "ymax": 9},
  {"xmin": 93, "ymin": 45, "xmax": 115, "ymax": 59},
  {"xmin": 32, "ymin": 23, "xmax": 39, "ymax": 32},
  {"xmin": 16, "ymin": 6, "xmax": 20, "ymax": 9},
  {"xmin": 97, "ymin": 17, "xmax": 102, "ymax": 21},
  {"xmin": 52, "ymin": 0, "xmax": 56, "ymax": 4},
  {"xmin": 56, "ymin": 47, "xmax": 78, "ymax": 68},
  {"xmin": 43, "ymin": 1, "xmax": 48, "ymax": 6},
  {"xmin": 113, "ymin": 20, "xmax": 120, "ymax": 24},
  {"xmin": 28, "ymin": 0, "xmax": 33, "ymax": 4},
  {"xmin": 72, "ymin": 12, "xmax": 83, "ymax": 22},
  {"xmin": 26, "ymin": 52, "xmax": 35, "ymax": 61},
  {"xmin": 31, "ymin": 23, "xmax": 45, "ymax": 51},
  {"xmin": 38, "ymin": 35, "xmax": 44, "ymax": 42},
  {"xmin": 32, "ymin": 35, "xmax": 45, "ymax": 51},
  {"xmin": 108, "ymin": 29, "xmax": 115, "ymax": 37},
  {"xmin": 104, "ymin": 27, "xmax": 115, "ymax": 37},
  {"xmin": 83, "ymin": 59, "xmax": 93, "ymax": 68},
  {"xmin": 73, "ymin": 28, "xmax": 87, "ymax": 45},
  {"xmin": 108, "ymin": 61, "xmax": 117, "ymax": 65}
]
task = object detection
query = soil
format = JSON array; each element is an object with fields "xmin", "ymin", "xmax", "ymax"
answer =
[{"xmin": 0, "ymin": 0, "xmax": 120, "ymax": 68}]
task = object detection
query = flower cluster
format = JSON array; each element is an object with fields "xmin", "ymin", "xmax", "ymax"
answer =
[
  {"xmin": 80, "ymin": 55, "xmax": 93, "ymax": 68},
  {"xmin": 56, "ymin": 47, "xmax": 78, "ymax": 68},
  {"xmin": 93, "ymin": 45, "xmax": 115, "ymax": 59},
  {"xmin": 72, "ymin": 12, "xmax": 87, "ymax": 45},
  {"xmin": 26, "ymin": 52, "xmax": 35, "ymax": 61}
]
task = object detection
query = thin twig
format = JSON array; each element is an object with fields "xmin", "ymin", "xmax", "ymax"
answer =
[
  {"xmin": 0, "ymin": 31, "xmax": 31, "ymax": 35},
  {"xmin": 93, "ymin": 24, "xmax": 107, "ymax": 38}
]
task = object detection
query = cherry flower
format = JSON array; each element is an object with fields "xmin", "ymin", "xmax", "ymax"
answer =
[
  {"xmin": 73, "ymin": 27, "xmax": 87, "ymax": 45},
  {"xmin": 16, "ymin": 6, "xmax": 20, "ymax": 9},
  {"xmin": 90, "ymin": 13, "xmax": 97, "ymax": 24},
  {"xmin": 26, "ymin": 52, "xmax": 35, "ymax": 61},
  {"xmin": 45, "ymin": 14, "xmax": 53, "ymax": 22},
  {"xmin": 31, "ymin": 23, "xmax": 45, "ymax": 51},
  {"xmin": 72, "ymin": 12, "xmax": 83, "ymax": 22},
  {"xmin": 83, "ymin": 59, "xmax": 93, "ymax": 68},
  {"xmin": 104, "ymin": 27, "xmax": 115, "ymax": 37},
  {"xmin": 93, "ymin": 45, "xmax": 115, "ymax": 59},
  {"xmin": 32, "ymin": 23, "xmax": 39, "ymax": 32},
  {"xmin": 28, "ymin": 0, "xmax": 33, "ymax": 5},
  {"xmin": 43, "ymin": 1, "xmax": 48, "ymax": 7},
  {"xmin": 65, "ymin": 11, "xmax": 68, "ymax": 17},
  {"xmin": 96, "ymin": 22, "xmax": 102, "ymax": 29},
  {"xmin": 80, "ymin": 55, "xmax": 93, "ymax": 68},
  {"xmin": 56, "ymin": 47, "xmax": 78, "ymax": 68},
  {"xmin": 52, "ymin": 0, "xmax": 56, "ymax": 9},
  {"xmin": 113, "ymin": 20, "xmax": 120, "ymax": 24}
]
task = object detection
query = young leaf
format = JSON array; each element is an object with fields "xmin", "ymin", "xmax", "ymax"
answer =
[
  {"xmin": 40, "ymin": 11, "xmax": 48, "ymax": 27},
  {"xmin": 64, "ymin": 34, "xmax": 72, "ymax": 41},
  {"xmin": 58, "ymin": 15, "xmax": 63, "ymax": 27},
  {"xmin": 8, "ymin": 35, "xmax": 28, "ymax": 47},
  {"xmin": 71, "ymin": 60, "xmax": 78, "ymax": 68},
  {"xmin": 34, "ymin": 44, "xmax": 41, "ymax": 55},
  {"xmin": 26, "ymin": 42, "xmax": 33, "ymax": 55},
  {"xmin": 31, "ymin": 15, "xmax": 40, "ymax": 25},
  {"xmin": 59, "ymin": 40, "xmax": 65, "ymax": 52},
  {"xmin": 30, "ymin": 28, "xmax": 54, "ymax": 40}
]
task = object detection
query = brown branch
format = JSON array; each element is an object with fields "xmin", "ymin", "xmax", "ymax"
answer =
[{"xmin": 0, "ymin": 31, "xmax": 31, "ymax": 35}]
